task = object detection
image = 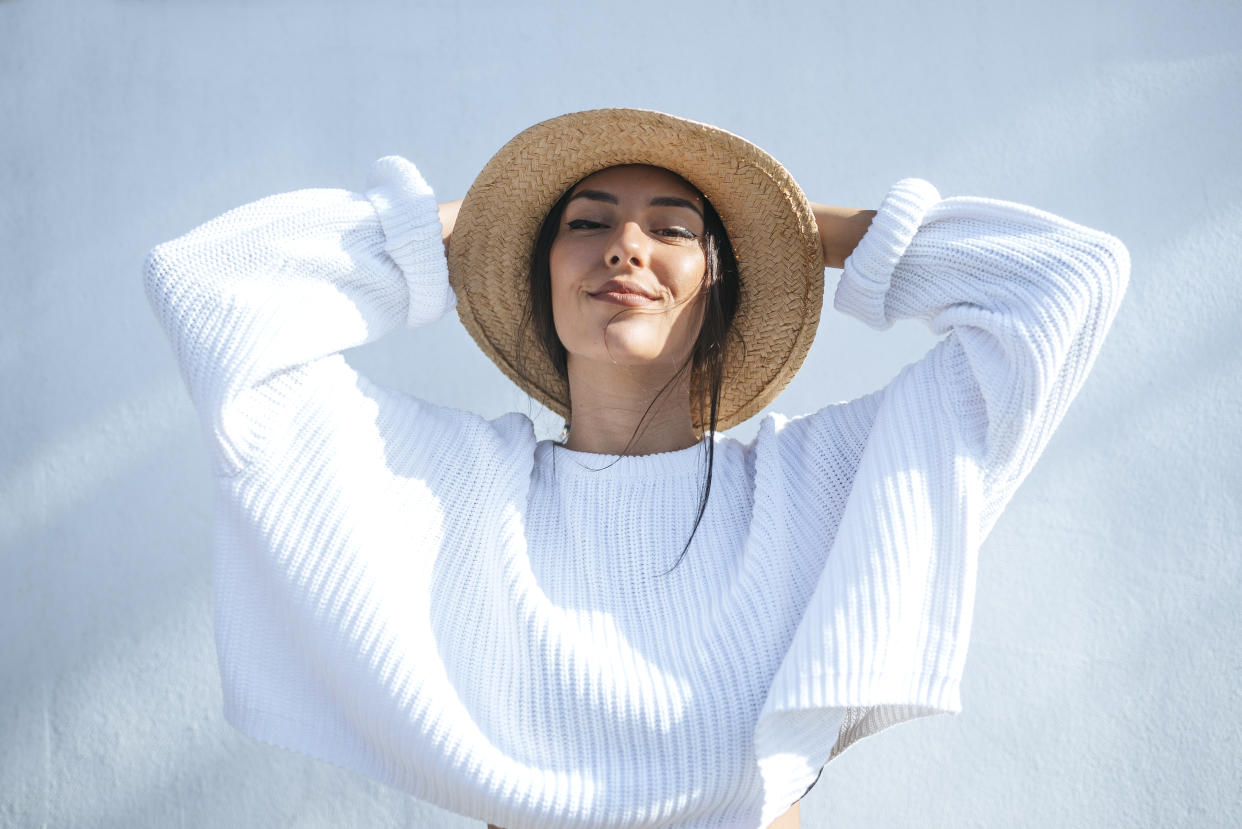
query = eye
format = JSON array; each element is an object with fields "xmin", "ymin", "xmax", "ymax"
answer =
[
  {"xmin": 566, "ymin": 219, "xmax": 604, "ymax": 230},
  {"xmin": 659, "ymin": 227, "xmax": 698, "ymax": 240}
]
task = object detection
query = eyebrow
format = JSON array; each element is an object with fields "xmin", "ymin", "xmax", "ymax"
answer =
[{"xmin": 567, "ymin": 189, "xmax": 704, "ymax": 220}]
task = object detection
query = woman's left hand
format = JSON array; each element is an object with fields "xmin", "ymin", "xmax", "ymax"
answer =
[{"xmin": 810, "ymin": 202, "xmax": 876, "ymax": 269}]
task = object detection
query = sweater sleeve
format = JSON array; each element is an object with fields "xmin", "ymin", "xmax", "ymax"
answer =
[
  {"xmin": 145, "ymin": 159, "xmax": 539, "ymax": 800},
  {"xmin": 752, "ymin": 179, "xmax": 1129, "ymax": 798},
  {"xmin": 144, "ymin": 155, "xmax": 454, "ymax": 477},
  {"xmin": 833, "ymin": 178, "xmax": 1130, "ymax": 528}
]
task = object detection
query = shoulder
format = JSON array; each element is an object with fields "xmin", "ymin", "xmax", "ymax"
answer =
[
  {"xmin": 751, "ymin": 389, "xmax": 884, "ymax": 465},
  {"xmin": 735, "ymin": 393, "xmax": 882, "ymax": 509},
  {"xmin": 351, "ymin": 379, "xmax": 538, "ymax": 488}
]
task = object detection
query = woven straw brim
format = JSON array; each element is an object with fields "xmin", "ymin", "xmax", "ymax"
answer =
[{"xmin": 447, "ymin": 108, "xmax": 824, "ymax": 432}]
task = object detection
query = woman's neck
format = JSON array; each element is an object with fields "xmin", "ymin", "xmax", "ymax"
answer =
[{"xmin": 562, "ymin": 355, "xmax": 700, "ymax": 456}]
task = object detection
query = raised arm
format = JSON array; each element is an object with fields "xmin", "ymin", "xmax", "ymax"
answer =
[
  {"xmin": 144, "ymin": 156, "xmax": 452, "ymax": 476},
  {"xmin": 753, "ymin": 180, "xmax": 1129, "ymax": 778},
  {"xmin": 834, "ymin": 179, "xmax": 1130, "ymax": 521}
]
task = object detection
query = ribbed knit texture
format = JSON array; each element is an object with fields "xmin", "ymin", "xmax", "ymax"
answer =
[{"xmin": 144, "ymin": 157, "xmax": 1129, "ymax": 829}]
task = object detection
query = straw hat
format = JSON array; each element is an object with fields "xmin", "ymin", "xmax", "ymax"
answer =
[{"xmin": 446, "ymin": 107, "xmax": 824, "ymax": 432}]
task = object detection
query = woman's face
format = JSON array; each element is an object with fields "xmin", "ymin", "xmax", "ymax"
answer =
[{"xmin": 549, "ymin": 165, "xmax": 709, "ymax": 373}]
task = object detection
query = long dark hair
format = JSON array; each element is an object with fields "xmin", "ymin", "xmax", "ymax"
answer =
[{"xmin": 516, "ymin": 166, "xmax": 741, "ymax": 575}]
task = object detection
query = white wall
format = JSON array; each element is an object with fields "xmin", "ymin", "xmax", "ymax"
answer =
[{"xmin": 3, "ymin": 0, "xmax": 1239, "ymax": 826}]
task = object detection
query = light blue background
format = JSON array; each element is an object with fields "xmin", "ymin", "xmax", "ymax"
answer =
[{"xmin": 3, "ymin": 1, "xmax": 1240, "ymax": 826}]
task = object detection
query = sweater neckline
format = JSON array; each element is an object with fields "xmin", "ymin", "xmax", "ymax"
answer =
[{"xmin": 534, "ymin": 435, "xmax": 712, "ymax": 480}]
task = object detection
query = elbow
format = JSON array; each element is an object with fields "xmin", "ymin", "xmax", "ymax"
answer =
[
  {"xmin": 1094, "ymin": 230, "xmax": 1131, "ymax": 294},
  {"xmin": 143, "ymin": 243, "xmax": 174, "ymax": 308},
  {"xmin": 1084, "ymin": 230, "xmax": 1131, "ymax": 323},
  {"xmin": 143, "ymin": 239, "xmax": 194, "ymax": 319},
  {"xmin": 1055, "ymin": 228, "xmax": 1130, "ymax": 328}
]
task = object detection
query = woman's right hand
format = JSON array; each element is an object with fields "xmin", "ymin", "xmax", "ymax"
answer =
[{"xmin": 438, "ymin": 198, "xmax": 462, "ymax": 254}]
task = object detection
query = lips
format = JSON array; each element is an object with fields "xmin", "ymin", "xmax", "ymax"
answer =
[{"xmin": 589, "ymin": 279, "xmax": 659, "ymax": 305}]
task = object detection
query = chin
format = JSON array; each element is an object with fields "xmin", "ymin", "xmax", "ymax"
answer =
[
  {"xmin": 561, "ymin": 321, "xmax": 697, "ymax": 372},
  {"xmin": 595, "ymin": 339, "xmax": 693, "ymax": 369}
]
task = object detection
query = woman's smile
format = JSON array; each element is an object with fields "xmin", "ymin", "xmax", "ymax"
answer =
[
  {"xmin": 590, "ymin": 278, "xmax": 661, "ymax": 306},
  {"xmin": 592, "ymin": 290, "xmax": 658, "ymax": 306}
]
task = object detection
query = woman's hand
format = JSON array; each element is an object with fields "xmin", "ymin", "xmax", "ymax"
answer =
[
  {"xmin": 438, "ymin": 198, "xmax": 463, "ymax": 255},
  {"xmin": 810, "ymin": 202, "xmax": 877, "ymax": 270}
]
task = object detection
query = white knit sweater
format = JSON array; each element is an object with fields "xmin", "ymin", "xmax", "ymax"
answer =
[{"xmin": 144, "ymin": 156, "xmax": 1128, "ymax": 829}]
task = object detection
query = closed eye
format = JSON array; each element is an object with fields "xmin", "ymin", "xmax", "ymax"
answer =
[{"xmin": 567, "ymin": 219, "xmax": 697, "ymax": 240}]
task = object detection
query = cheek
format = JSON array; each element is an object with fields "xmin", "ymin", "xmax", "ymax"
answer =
[
  {"xmin": 548, "ymin": 239, "xmax": 580, "ymax": 297},
  {"xmin": 672, "ymin": 254, "xmax": 709, "ymax": 312},
  {"xmin": 663, "ymin": 256, "xmax": 709, "ymax": 355},
  {"xmin": 548, "ymin": 244, "xmax": 578, "ymax": 341}
]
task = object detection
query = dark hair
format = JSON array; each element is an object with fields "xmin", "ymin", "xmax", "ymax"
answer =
[{"xmin": 516, "ymin": 166, "xmax": 742, "ymax": 575}]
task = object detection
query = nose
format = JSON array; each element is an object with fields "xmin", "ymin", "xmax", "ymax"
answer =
[{"xmin": 605, "ymin": 221, "xmax": 648, "ymax": 269}]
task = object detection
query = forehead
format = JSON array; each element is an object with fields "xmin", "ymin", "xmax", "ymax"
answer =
[{"xmin": 570, "ymin": 164, "xmax": 703, "ymax": 202}]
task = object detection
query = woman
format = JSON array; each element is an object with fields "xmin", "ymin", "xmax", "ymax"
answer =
[{"xmin": 145, "ymin": 109, "xmax": 1129, "ymax": 829}]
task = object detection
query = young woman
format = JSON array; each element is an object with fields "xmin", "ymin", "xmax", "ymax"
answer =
[{"xmin": 145, "ymin": 108, "xmax": 1128, "ymax": 829}]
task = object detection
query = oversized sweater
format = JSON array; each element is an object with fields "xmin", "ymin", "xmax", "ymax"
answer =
[{"xmin": 143, "ymin": 156, "xmax": 1129, "ymax": 829}]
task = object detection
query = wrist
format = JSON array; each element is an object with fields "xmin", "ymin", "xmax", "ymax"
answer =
[
  {"xmin": 438, "ymin": 199, "xmax": 463, "ymax": 254},
  {"xmin": 810, "ymin": 202, "xmax": 877, "ymax": 269}
]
